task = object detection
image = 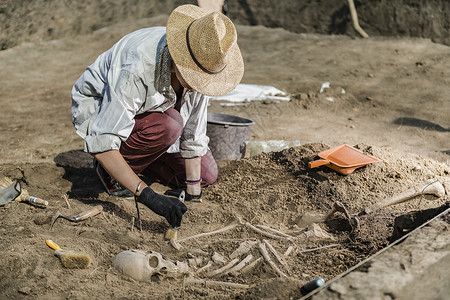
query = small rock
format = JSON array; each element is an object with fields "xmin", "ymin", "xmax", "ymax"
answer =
[
  {"xmin": 329, "ymin": 282, "xmax": 347, "ymax": 295},
  {"xmin": 366, "ymin": 96, "xmax": 374, "ymax": 101},
  {"xmin": 18, "ymin": 286, "xmax": 32, "ymax": 295},
  {"xmin": 367, "ymin": 73, "xmax": 374, "ymax": 78}
]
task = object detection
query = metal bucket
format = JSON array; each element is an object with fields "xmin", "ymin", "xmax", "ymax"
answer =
[{"xmin": 207, "ymin": 113, "xmax": 255, "ymax": 160}]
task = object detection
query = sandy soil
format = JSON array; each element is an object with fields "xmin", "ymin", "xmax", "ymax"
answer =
[{"xmin": 0, "ymin": 10, "xmax": 449, "ymax": 300}]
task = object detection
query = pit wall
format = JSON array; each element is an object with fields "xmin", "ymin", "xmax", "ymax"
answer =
[{"xmin": 1, "ymin": 0, "xmax": 449, "ymax": 50}]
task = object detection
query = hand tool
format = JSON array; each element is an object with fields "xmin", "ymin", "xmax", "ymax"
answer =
[
  {"xmin": 0, "ymin": 178, "xmax": 48, "ymax": 208},
  {"xmin": 308, "ymin": 144, "xmax": 381, "ymax": 175},
  {"xmin": 50, "ymin": 204, "xmax": 103, "ymax": 230},
  {"xmin": 165, "ymin": 190, "xmax": 185, "ymax": 240},
  {"xmin": 46, "ymin": 240, "xmax": 91, "ymax": 269}
]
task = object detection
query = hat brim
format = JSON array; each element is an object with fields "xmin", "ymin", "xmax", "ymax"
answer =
[{"xmin": 166, "ymin": 5, "xmax": 244, "ymax": 97}]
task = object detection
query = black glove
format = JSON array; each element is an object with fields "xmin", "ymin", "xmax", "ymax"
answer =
[
  {"xmin": 137, "ymin": 187, "xmax": 188, "ymax": 227},
  {"xmin": 164, "ymin": 188, "xmax": 202, "ymax": 202}
]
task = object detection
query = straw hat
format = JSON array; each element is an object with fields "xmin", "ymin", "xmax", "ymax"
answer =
[{"xmin": 166, "ymin": 4, "xmax": 244, "ymax": 97}]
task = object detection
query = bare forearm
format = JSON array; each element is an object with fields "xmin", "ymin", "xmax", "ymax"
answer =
[
  {"xmin": 185, "ymin": 156, "xmax": 201, "ymax": 195},
  {"xmin": 94, "ymin": 150, "xmax": 147, "ymax": 193}
]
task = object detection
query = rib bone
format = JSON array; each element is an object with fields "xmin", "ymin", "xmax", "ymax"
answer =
[
  {"xmin": 258, "ymin": 242, "xmax": 288, "ymax": 278},
  {"xmin": 206, "ymin": 258, "xmax": 239, "ymax": 277}
]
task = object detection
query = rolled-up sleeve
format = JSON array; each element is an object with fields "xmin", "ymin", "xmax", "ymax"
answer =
[{"xmin": 179, "ymin": 91, "xmax": 210, "ymax": 158}]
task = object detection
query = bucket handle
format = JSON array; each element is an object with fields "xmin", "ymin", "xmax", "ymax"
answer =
[{"xmin": 308, "ymin": 159, "xmax": 331, "ymax": 169}]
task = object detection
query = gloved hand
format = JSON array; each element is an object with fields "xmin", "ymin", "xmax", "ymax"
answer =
[
  {"xmin": 165, "ymin": 188, "xmax": 202, "ymax": 202},
  {"xmin": 137, "ymin": 187, "xmax": 188, "ymax": 227}
]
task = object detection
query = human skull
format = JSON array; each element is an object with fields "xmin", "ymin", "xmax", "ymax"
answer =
[{"xmin": 113, "ymin": 250, "xmax": 190, "ymax": 282}]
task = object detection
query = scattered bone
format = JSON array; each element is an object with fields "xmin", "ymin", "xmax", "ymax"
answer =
[
  {"xmin": 189, "ymin": 249, "xmax": 210, "ymax": 257},
  {"xmin": 188, "ymin": 258, "xmax": 198, "ymax": 268},
  {"xmin": 255, "ymin": 224, "xmax": 294, "ymax": 239},
  {"xmin": 212, "ymin": 252, "xmax": 227, "ymax": 264},
  {"xmin": 258, "ymin": 242, "xmax": 288, "ymax": 278},
  {"xmin": 130, "ymin": 217, "xmax": 135, "ymax": 232},
  {"xmin": 178, "ymin": 219, "xmax": 242, "ymax": 243},
  {"xmin": 297, "ymin": 243, "xmax": 340, "ymax": 254},
  {"xmin": 263, "ymin": 240, "xmax": 290, "ymax": 274},
  {"xmin": 283, "ymin": 246, "xmax": 294, "ymax": 257},
  {"xmin": 63, "ymin": 194, "xmax": 71, "ymax": 208},
  {"xmin": 229, "ymin": 240, "xmax": 257, "ymax": 259},
  {"xmin": 170, "ymin": 238, "xmax": 182, "ymax": 250},
  {"xmin": 296, "ymin": 201, "xmax": 352, "ymax": 228},
  {"xmin": 240, "ymin": 257, "xmax": 263, "ymax": 274},
  {"xmin": 302, "ymin": 223, "xmax": 336, "ymax": 240},
  {"xmin": 185, "ymin": 277, "xmax": 250, "ymax": 289},
  {"xmin": 206, "ymin": 258, "xmax": 239, "ymax": 277},
  {"xmin": 195, "ymin": 260, "xmax": 213, "ymax": 275},
  {"xmin": 113, "ymin": 250, "xmax": 190, "ymax": 282},
  {"xmin": 225, "ymin": 254, "xmax": 253, "ymax": 276},
  {"xmin": 245, "ymin": 222, "xmax": 290, "ymax": 240}
]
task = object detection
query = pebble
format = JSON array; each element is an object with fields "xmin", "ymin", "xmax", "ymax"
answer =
[
  {"xmin": 18, "ymin": 286, "xmax": 32, "ymax": 295},
  {"xmin": 329, "ymin": 282, "xmax": 348, "ymax": 295}
]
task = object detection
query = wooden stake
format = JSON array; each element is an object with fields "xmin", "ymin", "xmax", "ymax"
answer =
[{"xmin": 348, "ymin": 0, "xmax": 369, "ymax": 38}]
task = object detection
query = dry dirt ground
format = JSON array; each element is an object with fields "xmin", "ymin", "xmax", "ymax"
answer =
[{"xmin": 0, "ymin": 10, "xmax": 449, "ymax": 300}]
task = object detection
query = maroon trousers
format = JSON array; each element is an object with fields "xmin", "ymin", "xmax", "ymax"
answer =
[{"xmin": 120, "ymin": 108, "xmax": 217, "ymax": 188}]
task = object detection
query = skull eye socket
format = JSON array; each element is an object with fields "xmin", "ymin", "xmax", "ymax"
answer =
[{"xmin": 149, "ymin": 255, "xmax": 160, "ymax": 268}]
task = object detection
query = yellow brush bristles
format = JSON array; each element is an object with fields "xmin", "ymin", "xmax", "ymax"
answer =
[{"xmin": 55, "ymin": 250, "xmax": 91, "ymax": 269}]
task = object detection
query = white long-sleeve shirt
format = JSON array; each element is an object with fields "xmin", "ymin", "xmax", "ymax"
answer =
[{"xmin": 71, "ymin": 27, "xmax": 209, "ymax": 158}]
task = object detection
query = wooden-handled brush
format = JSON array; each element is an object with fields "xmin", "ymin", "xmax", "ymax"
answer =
[{"xmin": 46, "ymin": 240, "xmax": 91, "ymax": 269}]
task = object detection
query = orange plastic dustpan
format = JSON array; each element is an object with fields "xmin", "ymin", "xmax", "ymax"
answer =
[{"xmin": 308, "ymin": 144, "xmax": 381, "ymax": 175}]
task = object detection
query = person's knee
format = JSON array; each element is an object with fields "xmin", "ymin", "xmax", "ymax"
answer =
[
  {"xmin": 201, "ymin": 154, "xmax": 218, "ymax": 186},
  {"xmin": 160, "ymin": 110, "xmax": 183, "ymax": 147}
]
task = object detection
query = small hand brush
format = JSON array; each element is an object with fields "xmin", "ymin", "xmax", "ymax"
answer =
[{"xmin": 46, "ymin": 240, "xmax": 91, "ymax": 269}]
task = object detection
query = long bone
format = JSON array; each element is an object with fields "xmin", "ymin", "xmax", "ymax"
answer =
[
  {"xmin": 224, "ymin": 254, "xmax": 254, "ymax": 276},
  {"xmin": 185, "ymin": 277, "xmax": 250, "ymax": 289},
  {"xmin": 258, "ymin": 242, "xmax": 288, "ymax": 278},
  {"xmin": 240, "ymin": 257, "xmax": 263, "ymax": 274},
  {"xmin": 177, "ymin": 218, "xmax": 242, "ymax": 243},
  {"xmin": 263, "ymin": 240, "xmax": 290, "ymax": 274},
  {"xmin": 206, "ymin": 258, "xmax": 239, "ymax": 277}
]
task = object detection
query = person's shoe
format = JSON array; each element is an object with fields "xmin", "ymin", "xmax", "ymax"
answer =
[{"xmin": 93, "ymin": 158, "xmax": 134, "ymax": 198}]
